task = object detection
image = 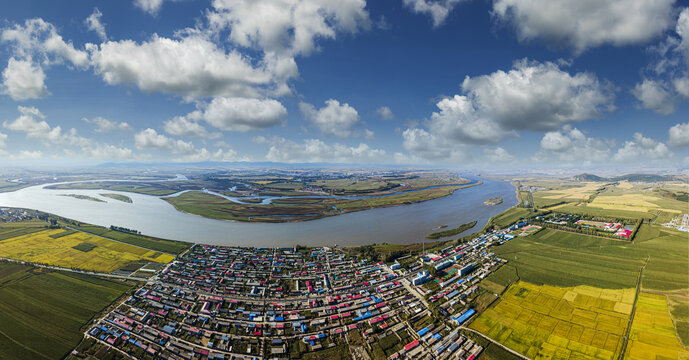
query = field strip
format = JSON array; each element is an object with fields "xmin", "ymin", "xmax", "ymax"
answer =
[
  {"xmin": 0, "ymin": 256, "xmax": 149, "ymax": 281},
  {"xmin": 617, "ymin": 256, "xmax": 648, "ymax": 360},
  {"xmin": 0, "ymin": 327, "xmax": 52, "ymax": 360},
  {"xmin": 665, "ymin": 294, "xmax": 689, "ymax": 351},
  {"xmin": 459, "ymin": 326, "xmax": 531, "ymax": 360},
  {"xmin": 64, "ymin": 226, "xmax": 177, "ymax": 255}
]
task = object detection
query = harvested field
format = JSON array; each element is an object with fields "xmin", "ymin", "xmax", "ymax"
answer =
[
  {"xmin": 469, "ymin": 281, "xmax": 634, "ymax": 360},
  {"xmin": 0, "ymin": 229, "xmax": 174, "ymax": 273}
]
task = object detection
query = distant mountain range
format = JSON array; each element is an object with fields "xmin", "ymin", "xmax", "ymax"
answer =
[{"xmin": 572, "ymin": 173, "xmax": 680, "ymax": 182}]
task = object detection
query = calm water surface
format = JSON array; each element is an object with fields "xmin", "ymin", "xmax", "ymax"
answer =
[{"xmin": 0, "ymin": 176, "xmax": 516, "ymax": 247}]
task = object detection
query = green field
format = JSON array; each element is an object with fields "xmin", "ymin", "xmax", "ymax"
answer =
[
  {"xmin": 0, "ymin": 263, "xmax": 134, "ymax": 360},
  {"xmin": 0, "ymin": 220, "xmax": 48, "ymax": 241},
  {"xmin": 489, "ymin": 225, "xmax": 688, "ymax": 290}
]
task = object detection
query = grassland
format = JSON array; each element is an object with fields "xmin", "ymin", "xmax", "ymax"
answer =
[
  {"xmin": 99, "ymin": 193, "xmax": 132, "ymax": 203},
  {"xmin": 165, "ymin": 182, "xmax": 480, "ymax": 222},
  {"xmin": 165, "ymin": 191, "xmax": 335, "ymax": 222},
  {"xmin": 484, "ymin": 207, "xmax": 534, "ymax": 230},
  {"xmin": 624, "ymin": 292, "xmax": 689, "ymax": 359},
  {"xmin": 0, "ymin": 263, "xmax": 134, "ymax": 360},
  {"xmin": 0, "ymin": 229, "xmax": 175, "ymax": 273},
  {"xmin": 426, "ymin": 221, "xmax": 477, "ymax": 239},
  {"xmin": 470, "ymin": 281, "xmax": 634, "ymax": 359},
  {"xmin": 59, "ymin": 194, "xmax": 105, "ymax": 203},
  {"xmin": 485, "ymin": 196, "xmax": 503, "ymax": 206}
]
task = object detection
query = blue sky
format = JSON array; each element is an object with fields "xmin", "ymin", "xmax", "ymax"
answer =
[{"xmin": 0, "ymin": 0, "xmax": 688, "ymax": 168}]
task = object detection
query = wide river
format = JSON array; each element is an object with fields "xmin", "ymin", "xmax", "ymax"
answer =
[{"xmin": 0, "ymin": 175, "xmax": 517, "ymax": 247}]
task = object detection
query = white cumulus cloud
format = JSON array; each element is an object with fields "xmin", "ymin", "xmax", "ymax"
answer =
[
  {"xmin": 88, "ymin": 34, "xmax": 279, "ymax": 99},
  {"xmin": 631, "ymin": 79, "xmax": 677, "ymax": 115},
  {"xmin": 3, "ymin": 106, "xmax": 135, "ymax": 160},
  {"xmin": 134, "ymin": 0, "xmax": 165, "ymax": 15},
  {"xmin": 1, "ymin": 57, "xmax": 49, "ymax": 101},
  {"xmin": 484, "ymin": 147, "xmax": 515, "ymax": 163},
  {"xmin": 403, "ymin": 0, "xmax": 465, "ymax": 27},
  {"xmin": 208, "ymin": 0, "xmax": 370, "ymax": 57},
  {"xmin": 402, "ymin": 59, "xmax": 615, "ymax": 161},
  {"xmin": 263, "ymin": 137, "xmax": 386, "ymax": 163},
  {"xmin": 633, "ymin": 8, "xmax": 689, "ymax": 114},
  {"xmin": 300, "ymin": 99, "xmax": 370, "ymax": 138},
  {"xmin": 614, "ymin": 133, "xmax": 672, "ymax": 162},
  {"xmin": 85, "ymin": 8, "xmax": 107, "ymax": 41},
  {"xmin": 493, "ymin": 0, "xmax": 676, "ymax": 54},
  {"xmin": 377, "ymin": 106, "xmax": 395, "ymax": 120},
  {"xmin": 82, "ymin": 117, "xmax": 132, "ymax": 133},
  {"xmin": 538, "ymin": 127, "xmax": 611, "ymax": 164},
  {"xmin": 668, "ymin": 122, "xmax": 689, "ymax": 148},
  {"xmin": 163, "ymin": 116, "xmax": 219, "ymax": 138},
  {"xmin": 188, "ymin": 97, "xmax": 288, "ymax": 132},
  {"xmin": 1, "ymin": 18, "xmax": 89, "ymax": 68}
]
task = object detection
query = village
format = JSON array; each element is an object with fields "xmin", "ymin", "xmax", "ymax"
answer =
[{"xmin": 74, "ymin": 222, "xmax": 539, "ymax": 360}]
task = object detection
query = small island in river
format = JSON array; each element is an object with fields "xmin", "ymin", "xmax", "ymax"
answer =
[
  {"xmin": 59, "ymin": 194, "xmax": 105, "ymax": 203},
  {"xmin": 100, "ymin": 193, "xmax": 133, "ymax": 203},
  {"xmin": 484, "ymin": 196, "xmax": 503, "ymax": 206}
]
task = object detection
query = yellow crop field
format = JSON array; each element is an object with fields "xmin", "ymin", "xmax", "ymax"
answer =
[
  {"xmin": 624, "ymin": 293, "xmax": 689, "ymax": 360},
  {"xmin": 588, "ymin": 194, "xmax": 682, "ymax": 214},
  {"xmin": 0, "ymin": 229, "xmax": 174, "ymax": 273},
  {"xmin": 617, "ymin": 181, "xmax": 634, "ymax": 190},
  {"xmin": 469, "ymin": 281, "xmax": 635, "ymax": 360},
  {"xmin": 539, "ymin": 183, "xmax": 604, "ymax": 200}
]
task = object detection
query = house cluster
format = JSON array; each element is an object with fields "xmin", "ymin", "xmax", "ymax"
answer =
[
  {"xmin": 662, "ymin": 213, "xmax": 689, "ymax": 232},
  {"xmin": 0, "ymin": 208, "xmax": 39, "ymax": 222},
  {"xmin": 74, "ymin": 222, "xmax": 526, "ymax": 360}
]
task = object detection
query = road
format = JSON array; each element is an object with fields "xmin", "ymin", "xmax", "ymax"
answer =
[
  {"xmin": 459, "ymin": 326, "xmax": 531, "ymax": 360},
  {"xmin": 617, "ymin": 256, "xmax": 649, "ymax": 360},
  {"xmin": 0, "ymin": 256, "xmax": 150, "ymax": 281}
]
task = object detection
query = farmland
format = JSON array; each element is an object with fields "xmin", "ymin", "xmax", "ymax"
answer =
[
  {"xmin": 57, "ymin": 220, "xmax": 191, "ymax": 254},
  {"xmin": 524, "ymin": 179, "xmax": 687, "ymax": 222},
  {"xmin": 471, "ymin": 222, "xmax": 688, "ymax": 359},
  {"xmin": 0, "ymin": 228, "xmax": 175, "ymax": 273},
  {"xmin": 489, "ymin": 226, "xmax": 687, "ymax": 290},
  {"xmin": 470, "ymin": 281, "xmax": 634, "ymax": 359},
  {"xmin": 624, "ymin": 292, "xmax": 689, "ymax": 359},
  {"xmin": 0, "ymin": 263, "xmax": 134, "ymax": 360}
]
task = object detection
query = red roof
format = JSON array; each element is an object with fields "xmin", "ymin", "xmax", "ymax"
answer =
[{"xmin": 404, "ymin": 340, "xmax": 420, "ymax": 351}]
